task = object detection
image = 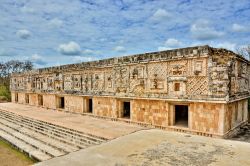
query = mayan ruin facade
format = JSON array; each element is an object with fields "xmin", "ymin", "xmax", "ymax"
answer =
[{"xmin": 10, "ymin": 45, "xmax": 250, "ymax": 138}]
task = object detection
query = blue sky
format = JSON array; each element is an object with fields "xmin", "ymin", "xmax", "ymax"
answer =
[{"xmin": 0, "ymin": 0, "xmax": 250, "ymax": 68}]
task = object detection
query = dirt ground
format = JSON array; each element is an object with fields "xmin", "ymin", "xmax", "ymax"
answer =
[{"xmin": 0, "ymin": 139, "xmax": 35, "ymax": 166}]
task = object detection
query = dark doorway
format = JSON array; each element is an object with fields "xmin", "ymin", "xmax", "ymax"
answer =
[
  {"xmin": 15, "ymin": 93, "xmax": 18, "ymax": 102},
  {"xmin": 25, "ymin": 94, "xmax": 29, "ymax": 104},
  {"xmin": 38, "ymin": 95, "xmax": 43, "ymax": 106},
  {"xmin": 59, "ymin": 97, "xmax": 65, "ymax": 109},
  {"xmin": 175, "ymin": 105, "xmax": 188, "ymax": 127},
  {"xmin": 123, "ymin": 102, "xmax": 130, "ymax": 118},
  {"xmin": 88, "ymin": 99, "xmax": 93, "ymax": 113}
]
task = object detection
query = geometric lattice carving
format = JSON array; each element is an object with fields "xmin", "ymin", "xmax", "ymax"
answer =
[
  {"xmin": 148, "ymin": 62, "xmax": 167, "ymax": 79},
  {"xmin": 187, "ymin": 76, "xmax": 208, "ymax": 95},
  {"xmin": 64, "ymin": 75, "xmax": 72, "ymax": 91},
  {"xmin": 133, "ymin": 84, "xmax": 144, "ymax": 96}
]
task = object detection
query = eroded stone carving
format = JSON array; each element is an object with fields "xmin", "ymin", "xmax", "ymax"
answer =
[{"xmin": 10, "ymin": 45, "xmax": 250, "ymax": 100}]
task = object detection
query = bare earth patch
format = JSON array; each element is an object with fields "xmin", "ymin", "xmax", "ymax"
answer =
[{"xmin": 0, "ymin": 139, "xmax": 36, "ymax": 166}]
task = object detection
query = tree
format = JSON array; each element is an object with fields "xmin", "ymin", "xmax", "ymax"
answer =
[
  {"xmin": 236, "ymin": 45, "xmax": 250, "ymax": 60},
  {"xmin": 0, "ymin": 60, "xmax": 33, "ymax": 101},
  {"xmin": 0, "ymin": 60, "xmax": 33, "ymax": 78}
]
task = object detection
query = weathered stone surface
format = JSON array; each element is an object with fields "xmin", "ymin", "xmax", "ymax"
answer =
[
  {"xmin": 35, "ymin": 129, "xmax": 250, "ymax": 166},
  {"xmin": 9, "ymin": 45, "xmax": 250, "ymax": 137}
]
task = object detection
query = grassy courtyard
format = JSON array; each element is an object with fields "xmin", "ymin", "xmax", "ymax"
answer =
[{"xmin": 0, "ymin": 139, "xmax": 36, "ymax": 166}]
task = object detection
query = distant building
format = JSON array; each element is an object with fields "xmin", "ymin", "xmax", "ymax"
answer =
[{"xmin": 10, "ymin": 45, "xmax": 250, "ymax": 138}]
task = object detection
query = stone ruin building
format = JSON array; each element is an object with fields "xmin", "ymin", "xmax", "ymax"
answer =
[{"xmin": 10, "ymin": 45, "xmax": 250, "ymax": 138}]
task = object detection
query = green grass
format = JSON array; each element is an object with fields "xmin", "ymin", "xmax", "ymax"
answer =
[
  {"xmin": 0, "ymin": 85, "xmax": 11, "ymax": 101},
  {"xmin": 0, "ymin": 139, "xmax": 37, "ymax": 164}
]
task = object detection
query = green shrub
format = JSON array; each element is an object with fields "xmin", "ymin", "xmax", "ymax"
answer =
[{"xmin": 0, "ymin": 85, "xmax": 11, "ymax": 101}]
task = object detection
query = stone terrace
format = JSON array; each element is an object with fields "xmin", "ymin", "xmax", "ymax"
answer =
[{"xmin": 0, "ymin": 103, "xmax": 144, "ymax": 140}]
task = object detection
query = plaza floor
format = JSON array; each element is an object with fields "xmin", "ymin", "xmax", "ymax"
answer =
[
  {"xmin": 36, "ymin": 129, "xmax": 250, "ymax": 166},
  {"xmin": 0, "ymin": 103, "xmax": 144, "ymax": 140}
]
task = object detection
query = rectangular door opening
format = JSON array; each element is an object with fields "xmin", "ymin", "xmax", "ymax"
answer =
[
  {"xmin": 38, "ymin": 95, "xmax": 43, "ymax": 106},
  {"xmin": 122, "ymin": 101, "xmax": 131, "ymax": 119},
  {"xmin": 175, "ymin": 105, "xmax": 188, "ymax": 128},
  {"xmin": 59, "ymin": 97, "xmax": 65, "ymax": 109},
  {"xmin": 88, "ymin": 99, "xmax": 93, "ymax": 113},
  {"xmin": 25, "ymin": 94, "xmax": 29, "ymax": 104},
  {"xmin": 15, "ymin": 93, "xmax": 18, "ymax": 102}
]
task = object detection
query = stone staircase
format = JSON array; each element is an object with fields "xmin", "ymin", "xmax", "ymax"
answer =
[{"xmin": 0, "ymin": 109, "xmax": 107, "ymax": 161}]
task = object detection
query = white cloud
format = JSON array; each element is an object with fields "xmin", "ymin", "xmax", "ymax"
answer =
[
  {"xmin": 232, "ymin": 23, "xmax": 249, "ymax": 32},
  {"xmin": 21, "ymin": 6, "xmax": 35, "ymax": 13},
  {"xmin": 151, "ymin": 9, "xmax": 171, "ymax": 21},
  {"xmin": 99, "ymin": 38, "xmax": 107, "ymax": 42},
  {"xmin": 113, "ymin": 46, "xmax": 126, "ymax": 52},
  {"xmin": 158, "ymin": 38, "xmax": 183, "ymax": 51},
  {"xmin": 31, "ymin": 54, "xmax": 47, "ymax": 65},
  {"xmin": 73, "ymin": 56, "xmax": 97, "ymax": 62},
  {"xmin": 190, "ymin": 20, "xmax": 224, "ymax": 40},
  {"xmin": 212, "ymin": 42, "xmax": 237, "ymax": 51},
  {"xmin": 165, "ymin": 38, "xmax": 183, "ymax": 47},
  {"xmin": 0, "ymin": 49, "xmax": 15, "ymax": 57},
  {"xmin": 158, "ymin": 46, "xmax": 171, "ymax": 51},
  {"xmin": 58, "ymin": 41, "xmax": 81, "ymax": 55},
  {"xmin": 48, "ymin": 18, "xmax": 63, "ymax": 28},
  {"xmin": 82, "ymin": 49, "xmax": 101, "ymax": 55},
  {"xmin": 16, "ymin": 29, "xmax": 31, "ymax": 39}
]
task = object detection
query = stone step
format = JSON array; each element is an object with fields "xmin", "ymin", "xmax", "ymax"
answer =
[
  {"xmin": 20, "ymin": 128, "xmax": 80, "ymax": 153},
  {"xmin": 0, "ymin": 129, "xmax": 51, "ymax": 161},
  {"xmin": 0, "ymin": 123, "xmax": 65, "ymax": 157},
  {"xmin": 0, "ymin": 118, "xmax": 79, "ymax": 153},
  {"xmin": 9, "ymin": 110, "xmax": 106, "ymax": 143},
  {"xmin": 0, "ymin": 110, "xmax": 105, "ymax": 144},
  {"xmin": 0, "ymin": 113, "xmax": 87, "ymax": 149}
]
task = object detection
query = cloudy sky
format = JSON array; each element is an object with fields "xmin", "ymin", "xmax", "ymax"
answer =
[{"xmin": 0, "ymin": 0, "xmax": 250, "ymax": 68}]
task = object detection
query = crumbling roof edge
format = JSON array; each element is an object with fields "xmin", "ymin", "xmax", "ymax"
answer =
[
  {"xmin": 11, "ymin": 45, "xmax": 249, "ymax": 76},
  {"xmin": 34, "ymin": 45, "xmax": 211, "ymax": 71}
]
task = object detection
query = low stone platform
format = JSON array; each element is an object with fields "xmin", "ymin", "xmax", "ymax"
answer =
[
  {"xmin": 0, "ymin": 103, "xmax": 144, "ymax": 140},
  {"xmin": 36, "ymin": 129, "xmax": 250, "ymax": 166},
  {"xmin": 0, "ymin": 107, "xmax": 107, "ymax": 161}
]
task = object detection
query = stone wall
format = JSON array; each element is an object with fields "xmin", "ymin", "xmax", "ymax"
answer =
[
  {"xmin": 11, "ymin": 92, "xmax": 15, "ymax": 102},
  {"xmin": 16, "ymin": 92, "xmax": 26, "ymax": 104},
  {"xmin": 10, "ymin": 46, "xmax": 249, "ymax": 103},
  {"xmin": 224, "ymin": 99, "xmax": 248, "ymax": 132},
  {"xmin": 93, "ymin": 97, "xmax": 118, "ymax": 117},
  {"xmin": 131, "ymin": 99, "xmax": 168, "ymax": 127},
  {"xmin": 43, "ymin": 94, "xmax": 56, "ymax": 109},
  {"xmin": 10, "ymin": 91, "xmax": 249, "ymax": 137},
  {"xmin": 29, "ymin": 93, "xmax": 38, "ymax": 106},
  {"xmin": 10, "ymin": 46, "xmax": 215, "ymax": 102},
  {"xmin": 189, "ymin": 103, "xmax": 222, "ymax": 134},
  {"xmin": 63, "ymin": 95, "xmax": 84, "ymax": 113}
]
